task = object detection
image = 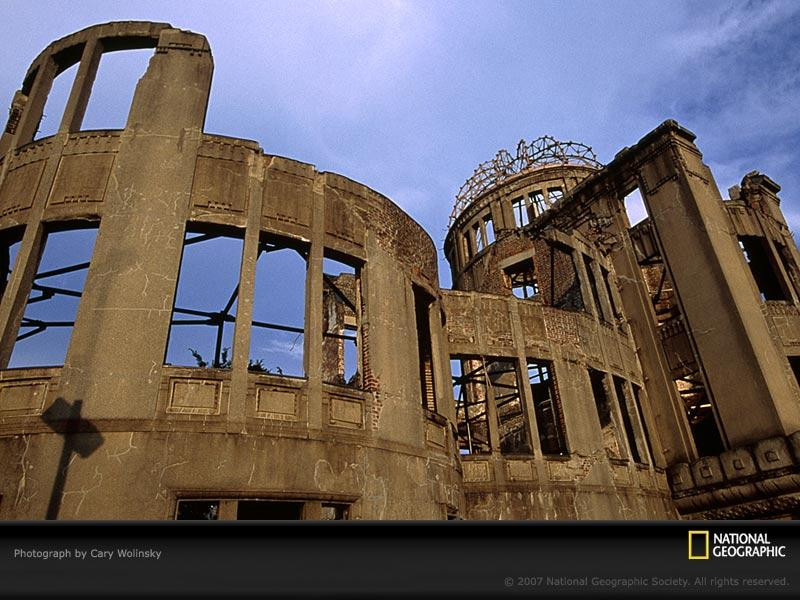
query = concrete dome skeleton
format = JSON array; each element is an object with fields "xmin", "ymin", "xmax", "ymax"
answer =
[{"xmin": 1, "ymin": 22, "xmax": 800, "ymax": 521}]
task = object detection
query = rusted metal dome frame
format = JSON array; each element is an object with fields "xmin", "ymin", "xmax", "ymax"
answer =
[{"xmin": 451, "ymin": 136, "xmax": 602, "ymax": 224}]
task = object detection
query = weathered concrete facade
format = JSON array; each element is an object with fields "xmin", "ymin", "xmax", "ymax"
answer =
[{"xmin": 0, "ymin": 22, "xmax": 798, "ymax": 520}]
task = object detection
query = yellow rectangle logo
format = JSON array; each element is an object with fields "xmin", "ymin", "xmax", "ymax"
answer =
[{"xmin": 689, "ymin": 530, "xmax": 709, "ymax": 560}]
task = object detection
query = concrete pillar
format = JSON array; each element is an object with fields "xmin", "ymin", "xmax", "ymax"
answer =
[
  {"xmin": 58, "ymin": 39, "xmax": 102, "ymax": 134},
  {"xmin": 57, "ymin": 29, "xmax": 213, "ymax": 420},
  {"xmin": 637, "ymin": 127, "xmax": 800, "ymax": 445}
]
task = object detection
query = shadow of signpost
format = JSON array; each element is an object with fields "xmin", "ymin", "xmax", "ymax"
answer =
[{"xmin": 40, "ymin": 397, "xmax": 104, "ymax": 520}]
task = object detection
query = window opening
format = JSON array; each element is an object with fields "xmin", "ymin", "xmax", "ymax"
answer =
[
  {"xmin": 483, "ymin": 214, "xmax": 495, "ymax": 244},
  {"xmin": 548, "ymin": 243, "xmax": 583, "ymax": 311},
  {"xmin": 675, "ymin": 371, "xmax": 725, "ymax": 457},
  {"xmin": 321, "ymin": 503, "xmax": 349, "ymax": 520},
  {"xmin": 588, "ymin": 369, "xmax": 622, "ymax": 459},
  {"xmin": 632, "ymin": 384, "xmax": 655, "ymax": 462},
  {"xmin": 82, "ymin": 48, "xmax": 153, "ymax": 130},
  {"xmin": 583, "ymin": 254, "xmax": 607, "ymax": 321},
  {"xmin": 547, "ymin": 187, "xmax": 563, "ymax": 203},
  {"xmin": 600, "ymin": 266, "xmax": 621, "ymax": 321},
  {"xmin": 738, "ymin": 236, "xmax": 789, "ymax": 301},
  {"xmin": 9, "ymin": 226, "xmax": 99, "ymax": 368},
  {"xmin": 528, "ymin": 360, "xmax": 568, "ymax": 456},
  {"xmin": 462, "ymin": 231, "xmax": 473, "ymax": 260},
  {"xmin": 623, "ymin": 188, "xmax": 648, "ymax": 227},
  {"xmin": 237, "ymin": 500, "xmax": 304, "ymax": 520},
  {"xmin": 175, "ymin": 499, "xmax": 219, "ymax": 520},
  {"xmin": 505, "ymin": 259, "xmax": 539, "ymax": 299},
  {"xmin": 529, "ymin": 190, "xmax": 547, "ymax": 217},
  {"xmin": 612, "ymin": 376, "xmax": 643, "ymax": 463},
  {"xmin": 250, "ymin": 237, "xmax": 308, "ymax": 376},
  {"xmin": 489, "ymin": 359, "xmax": 530, "ymax": 454},
  {"xmin": 322, "ymin": 256, "xmax": 360, "ymax": 387},
  {"xmin": 35, "ymin": 60, "xmax": 79, "ymax": 139},
  {"xmin": 474, "ymin": 223, "xmax": 484, "ymax": 253},
  {"xmin": 165, "ymin": 230, "xmax": 243, "ymax": 369},
  {"xmin": 512, "ymin": 196, "xmax": 530, "ymax": 227},
  {"xmin": 413, "ymin": 285, "xmax": 436, "ymax": 411},
  {"xmin": 451, "ymin": 357, "xmax": 491, "ymax": 455}
]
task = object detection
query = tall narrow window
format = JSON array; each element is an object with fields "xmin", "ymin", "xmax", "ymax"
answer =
[
  {"xmin": 600, "ymin": 266, "xmax": 621, "ymax": 321},
  {"xmin": 250, "ymin": 236, "xmax": 308, "ymax": 376},
  {"xmin": 632, "ymin": 384, "xmax": 655, "ymax": 462},
  {"xmin": 165, "ymin": 229, "xmax": 243, "ymax": 369},
  {"xmin": 474, "ymin": 223, "xmax": 484, "ymax": 253},
  {"xmin": 463, "ymin": 231, "xmax": 474, "ymax": 260},
  {"xmin": 588, "ymin": 369, "xmax": 622, "ymax": 459},
  {"xmin": 583, "ymin": 254, "xmax": 607, "ymax": 321},
  {"xmin": 9, "ymin": 225, "xmax": 99, "ymax": 368},
  {"xmin": 738, "ymin": 236, "xmax": 789, "ymax": 301},
  {"xmin": 413, "ymin": 285, "xmax": 436, "ymax": 411},
  {"xmin": 489, "ymin": 359, "xmax": 530, "ymax": 454},
  {"xmin": 623, "ymin": 188, "xmax": 648, "ymax": 227},
  {"xmin": 612, "ymin": 376, "xmax": 642, "ymax": 463},
  {"xmin": 322, "ymin": 256, "xmax": 361, "ymax": 387},
  {"xmin": 528, "ymin": 360, "xmax": 568, "ymax": 456},
  {"xmin": 81, "ymin": 48, "xmax": 153, "ymax": 130},
  {"xmin": 505, "ymin": 259, "xmax": 539, "ymax": 299},
  {"xmin": 512, "ymin": 196, "xmax": 530, "ymax": 227},
  {"xmin": 35, "ymin": 58, "xmax": 79, "ymax": 139},
  {"xmin": 483, "ymin": 214, "xmax": 495, "ymax": 244},
  {"xmin": 451, "ymin": 357, "xmax": 491, "ymax": 455},
  {"xmin": 547, "ymin": 187, "xmax": 563, "ymax": 203},
  {"xmin": 529, "ymin": 190, "xmax": 547, "ymax": 217}
]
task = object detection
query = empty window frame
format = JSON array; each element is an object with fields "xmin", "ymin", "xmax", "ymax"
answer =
[
  {"xmin": 547, "ymin": 187, "xmax": 563, "ymax": 203},
  {"xmin": 548, "ymin": 242, "xmax": 584, "ymax": 311},
  {"xmin": 81, "ymin": 47, "xmax": 153, "ymax": 130},
  {"xmin": 489, "ymin": 358, "xmax": 530, "ymax": 454},
  {"xmin": 505, "ymin": 259, "xmax": 539, "ymax": 299},
  {"xmin": 600, "ymin": 266, "xmax": 621, "ymax": 321},
  {"xmin": 738, "ymin": 236, "xmax": 790, "ymax": 301},
  {"xmin": 529, "ymin": 190, "xmax": 547, "ymax": 217},
  {"xmin": 528, "ymin": 360, "xmax": 568, "ymax": 456},
  {"xmin": 462, "ymin": 231, "xmax": 474, "ymax": 260},
  {"xmin": 322, "ymin": 255, "xmax": 361, "ymax": 387},
  {"xmin": 512, "ymin": 196, "xmax": 530, "ymax": 228},
  {"xmin": 250, "ymin": 236, "xmax": 308, "ymax": 376},
  {"xmin": 588, "ymin": 369, "xmax": 623, "ymax": 459},
  {"xmin": 35, "ymin": 55, "xmax": 80, "ymax": 139},
  {"xmin": 165, "ymin": 228, "xmax": 243, "ymax": 369},
  {"xmin": 675, "ymin": 371, "xmax": 725, "ymax": 457},
  {"xmin": 623, "ymin": 188, "xmax": 648, "ymax": 227},
  {"xmin": 175, "ymin": 498, "xmax": 349, "ymax": 520},
  {"xmin": 483, "ymin": 214, "xmax": 495, "ymax": 244},
  {"xmin": 9, "ymin": 225, "xmax": 99, "ymax": 368},
  {"xmin": 612, "ymin": 376, "xmax": 643, "ymax": 463},
  {"xmin": 413, "ymin": 285, "xmax": 436, "ymax": 412},
  {"xmin": 0, "ymin": 227, "xmax": 24, "ymax": 301},
  {"xmin": 631, "ymin": 384, "xmax": 655, "ymax": 462},
  {"xmin": 583, "ymin": 254, "xmax": 608, "ymax": 321},
  {"xmin": 474, "ymin": 223, "xmax": 485, "ymax": 253},
  {"xmin": 451, "ymin": 357, "xmax": 491, "ymax": 455}
]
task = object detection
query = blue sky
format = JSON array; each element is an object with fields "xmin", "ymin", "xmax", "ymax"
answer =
[{"xmin": 2, "ymin": 0, "xmax": 799, "ymax": 290}]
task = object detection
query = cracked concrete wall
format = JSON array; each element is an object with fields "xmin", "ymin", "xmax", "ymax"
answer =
[{"xmin": 0, "ymin": 22, "xmax": 460, "ymax": 520}]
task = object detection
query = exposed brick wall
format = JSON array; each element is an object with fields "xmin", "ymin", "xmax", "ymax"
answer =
[{"xmin": 534, "ymin": 239, "xmax": 584, "ymax": 311}]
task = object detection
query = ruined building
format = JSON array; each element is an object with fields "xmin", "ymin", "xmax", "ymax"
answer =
[{"xmin": 1, "ymin": 22, "xmax": 799, "ymax": 520}]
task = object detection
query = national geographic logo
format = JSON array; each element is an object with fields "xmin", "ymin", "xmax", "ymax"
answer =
[{"xmin": 689, "ymin": 530, "xmax": 788, "ymax": 559}]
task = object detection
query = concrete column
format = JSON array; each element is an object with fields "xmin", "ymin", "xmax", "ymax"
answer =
[
  {"xmin": 306, "ymin": 175, "xmax": 325, "ymax": 429},
  {"xmin": 228, "ymin": 154, "xmax": 265, "ymax": 427},
  {"xmin": 638, "ymin": 128, "xmax": 800, "ymax": 444},
  {"xmin": 58, "ymin": 39, "xmax": 102, "ymax": 134},
  {"xmin": 16, "ymin": 56, "xmax": 57, "ymax": 145},
  {"xmin": 57, "ymin": 29, "xmax": 213, "ymax": 420},
  {"xmin": 606, "ymin": 195, "xmax": 694, "ymax": 465}
]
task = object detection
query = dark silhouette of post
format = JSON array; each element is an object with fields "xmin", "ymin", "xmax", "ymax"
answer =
[{"xmin": 40, "ymin": 397, "xmax": 103, "ymax": 520}]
